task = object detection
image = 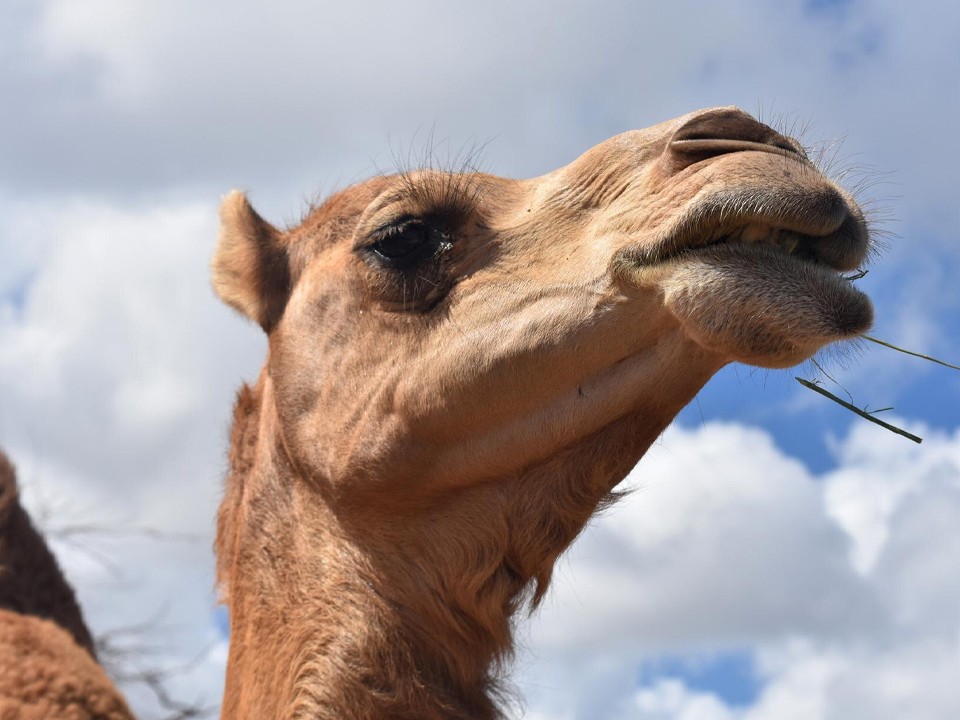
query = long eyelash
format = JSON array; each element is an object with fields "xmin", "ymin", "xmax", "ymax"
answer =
[
  {"xmin": 396, "ymin": 171, "xmax": 483, "ymax": 224},
  {"xmin": 388, "ymin": 133, "xmax": 491, "ymax": 221}
]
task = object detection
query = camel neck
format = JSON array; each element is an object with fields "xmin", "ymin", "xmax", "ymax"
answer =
[
  {"xmin": 216, "ymin": 354, "xmax": 718, "ymax": 719},
  {"xmin": 217, "ymin": 381, "xmax": 507, "ymax": 719}
]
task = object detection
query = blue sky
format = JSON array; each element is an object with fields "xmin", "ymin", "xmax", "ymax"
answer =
[
  {"xmin": 639, "ymin": 651, "xmax": 761, "ymax": 707},
  {"xmin": 1, "ymin": 1, "xmax": 958, "ymax": 718}
]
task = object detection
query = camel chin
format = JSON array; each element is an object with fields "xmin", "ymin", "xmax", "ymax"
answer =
[{"xmin": 658, "ymin": 244, "xmax": 873, "ymax": 368}]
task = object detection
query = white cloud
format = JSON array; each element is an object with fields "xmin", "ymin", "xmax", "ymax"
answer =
[
  {"xmin": 824, "ymin": 420, "xmax": 960, "ymax": 574},
  {"xmin": 4, "ymin": 1, "xmax": 955, "ymax": 221},
  {"xmin": 0, "ymin": 200, "xmax": 262, "ymax": 511},
  {"xmin": 527, "ymin": 424, "xmax": 876, "ymax": 659},
  {"xmin": 632, "ymin": 678, "xmax": 737, "ymax": 720},
  {"xmin": 0, "ymin": 199, "xmax": 257, "ymax": 716},
  {"xmin": 515, "ymin": 422, "xmax": 960, "ymax": 720}
]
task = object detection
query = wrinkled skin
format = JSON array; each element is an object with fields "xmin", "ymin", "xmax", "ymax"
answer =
[{"xmin": 212, "ymin": 107, "xmax": 872, "ymax": 719}]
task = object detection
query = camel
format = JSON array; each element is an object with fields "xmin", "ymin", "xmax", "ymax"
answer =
[
  {"xmin": 0, "ymin": 450, "xmax": 134, "ymax": 718},
  {"xmin": 211, "ymin": 106, "xmax": 872, "ymax": 719}
]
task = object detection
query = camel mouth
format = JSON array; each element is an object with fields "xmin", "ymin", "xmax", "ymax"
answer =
[
  {"xmin": 615, "ymin": 195, "xmax": 872, "ymax": 296},
  {"xmin": 697, "ymin": 224, "xmax": 824, "ymax": 259},
  {"xmin": 618, "ymin": 191, "xmax": 874, "ymax": 365},
  {"xmin": 681, "ymin": 220, "xmax": 860, "ymax": 272},
  {"xmin": 648, "ymin": 186, "xmax": 871, "ymax": 274}
]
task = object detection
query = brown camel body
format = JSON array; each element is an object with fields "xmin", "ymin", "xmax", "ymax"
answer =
[
  {"xmin": 212, "ymin": 107, "xmax": 873, "ymax": 718},
  {"xmin": 0, "ymin": 451, "xmax": 133, "ymax": 719}
]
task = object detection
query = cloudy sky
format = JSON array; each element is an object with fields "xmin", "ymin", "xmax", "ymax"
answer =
[{"xmin": 1, "ymin": 0, "xmax": 958, "ymax": 718}]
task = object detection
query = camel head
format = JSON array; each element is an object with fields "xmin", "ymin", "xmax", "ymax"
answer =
[
  {"xmin": 211, "ymin": 106, "xmax": 872, "ymax": 718},
  {"xmin": 213, "ymin": 105, "xmax": 871, "ymax": 504}
]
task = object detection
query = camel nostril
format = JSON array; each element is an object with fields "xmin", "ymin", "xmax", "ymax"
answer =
[{"xmin": 668, "ymin": 107, "xmax": 806, "ymax": 169}]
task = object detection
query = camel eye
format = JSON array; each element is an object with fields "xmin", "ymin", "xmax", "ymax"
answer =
[
  {"xmin": 368, "ymin": 220, "xmax": 447, "ymax": 271},
  {"xmin": 359, "ymin": 214, "xmax": 458, "ymax": 311}
]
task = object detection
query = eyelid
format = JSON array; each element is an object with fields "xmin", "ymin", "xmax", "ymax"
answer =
[
  {"xmin": 370, "ymin": 215, "xmax": 419, "ymax": 239},
  {"xmin": 352, "ymin": 180, "xmax": 475, "ymax": 252},
  {"xmin": 368, "ymin": 215, "xmax": 457, "ymax": 249}
]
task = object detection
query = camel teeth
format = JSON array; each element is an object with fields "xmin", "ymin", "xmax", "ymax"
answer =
[{"xmin": 721, "ymin": 225, "xmax": 804, "ymax": 256}]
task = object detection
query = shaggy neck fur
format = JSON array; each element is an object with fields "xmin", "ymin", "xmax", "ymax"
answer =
[
  {"xmin": 216, "ymin": 367, "xmax": 708, "ymax": 719},
  {"xmin": 0, "ymin": 451, "xmax": 96, "ymax": 657}
]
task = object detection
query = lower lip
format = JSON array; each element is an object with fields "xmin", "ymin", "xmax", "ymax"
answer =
[{"xmin": 671, "ymin": 242, "xmax": 873, "ymax": 337}]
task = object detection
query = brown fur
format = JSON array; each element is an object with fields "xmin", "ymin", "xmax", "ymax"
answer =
[
  {"xmin": 213, "ymin": 107, "xmax": 874, "ymax": 718},
  {"xmin": 0, "ymin": 452, "xmax": 133, "ymax": 718},
  {"xmin": 0, "ymin": 452, "xmax": 94, "ymax": 656}
]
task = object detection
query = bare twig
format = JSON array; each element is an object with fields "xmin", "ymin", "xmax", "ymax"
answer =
[
  {"xmin": 864, "ymin": 335, "xmax": 960, "ymax": 371},
  {"xmin": 98, "ymin": 617, "xmax": 219, "ymax": 720},
  {"xmin": 33, "ymin": 506, "xmax": 215, "ymax": 718},
  {"xmin": 35, "ymin": 499, "xmax": 201, "ymax": 576},
  {"xmin": 796, "ymin": 377, "xmax": 922, "ymax": 443},
  {"xmin": 811, "ymin": 357, "xmax": 853, "ymax": 404},
  {"xmin": 111, "ymin": 655, "xmax": 218, "ymax": 720}
]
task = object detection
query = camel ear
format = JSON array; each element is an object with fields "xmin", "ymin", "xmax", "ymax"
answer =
[{"xmin": 212, "ymin": 191, "xmax": 291, "ymax": 332}]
